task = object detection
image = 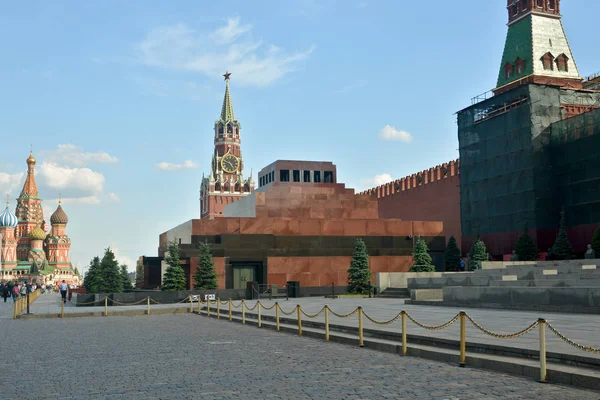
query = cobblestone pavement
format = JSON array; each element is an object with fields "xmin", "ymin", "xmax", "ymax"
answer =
[{"xmin": 1, "ymin": 314, "xmax": 598, "ymax": 399}]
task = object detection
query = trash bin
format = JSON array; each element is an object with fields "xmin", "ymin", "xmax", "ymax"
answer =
[{"xmin": 287, "ymin": 281, "xmax": 300, "ymax": 298}]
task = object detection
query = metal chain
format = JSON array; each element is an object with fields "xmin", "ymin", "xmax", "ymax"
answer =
[
  {"xmin": 329, "ymin": 308, "xmax": 359, "ymax": 319},
  {"xmin": 546, "ymin": 322, "xmax": 600, "ymax": 353},
  {"xmin": 278, "ymin": 305, "xmax": 298, "ymax": 315},
  {"xmin": 467, "ymin": 315, "xmax": 539, "ymax": 339},
  {"xmin": 300, "ymin": 307, "xmax": 326, "ymax": 318},
  {"xmin": 108, "ymin": 298, "xmax": 149, "ymax": 306},
  {"xmin": 231, "ymin": 301, "xmax": 242, "ymax": 309},
  {"xmin": 258, "ymin": 302, "xmax": 277, "ymax": 310},
  {"xmin": 244, "ymin": 301, "xmax": 259, "ymax": 311},
  {"xmin": 74, "ymin": 297, "xmax": 108, "ymax": 306},
  {"xmin": 363, "ymin": 311, "xmax": 403, "ymax": 325},
  {"xmin": 406, "ymin": 312, "xmax": 460, "ymax": 331}
]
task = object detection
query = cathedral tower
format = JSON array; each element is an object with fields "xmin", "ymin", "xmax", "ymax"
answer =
[
  {"xmin": 46, "ymin": 200, "xmax": 71, "ymax": 267},
  {"xmin": 15, "ymin": 151, "xmax": 45, "ymax": 261},
  {"xmin": 0, "ymin": 200, "xmax": 19, "ymax": 270},
  {"xmin": 495, "ymin": 0, "xmax": 582, "ymax": 94},
  {"xmin": 200, "ymin": 72, "xmax": 254, "ymax": 219}
]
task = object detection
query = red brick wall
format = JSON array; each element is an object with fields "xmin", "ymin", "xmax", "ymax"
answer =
[{"xmin": 188, "ymin": 256, "xmax": 226, "ymax": 290}]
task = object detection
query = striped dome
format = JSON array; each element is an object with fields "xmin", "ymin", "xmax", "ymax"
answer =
[
  {"xmin": 29, "ymin": 226, "xmax": 47, "ymax": 241},
  {"xmin": 50, "ymin": 204, "xmax": 69, "ymax": 225},
  {"xmin": 0, "ymin": 206, "xmax": 18, "ymax": 228}
]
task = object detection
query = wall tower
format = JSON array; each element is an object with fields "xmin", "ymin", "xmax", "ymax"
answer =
[
  {"xmin": 200, "ymin": 72, "xmax": 254, "ymax": 219},
  {"xmin": 495, "ymin": 0, "xmax": 582, "ymax": 94}
]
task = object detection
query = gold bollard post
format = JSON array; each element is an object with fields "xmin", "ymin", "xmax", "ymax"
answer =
[
  {"xmin": 358, "ymin": 306, "xmax": 364, "ymax": 347},
  {"xmin": 197, "ymin": 297, "xmax": 200, "ymax": 314},
  {"xmin": 401, "ymin": 311, "xmax": 407, "ymax": 356},
  {"xmin": 61, "ymin": 299, "xmax": 65, "ymax": 318},
  {"xmin": 229, "ymin": 299, "xmax": 232, "ymax": 321},
  {"xmin": 325, "ymin": 306, "xmax": 330, "ymax": 341},
  {"xmin": 538, "ymin": 318, "xmax": 547, "ymax": 383},
  {"xmin": 104, "ymin": 297, "xmax": 108, "ymax": 317},
  {"xmin": 459, "ymin": 311, "xmax": 466, "ymax": 367},
  {"xmin": 275, "ymin": 302, "xmax": 280, "ymax": 331},
  {"xmin": 13, "ymin": 300, "xmax": 17, "ymax": 319},
  {"xmin": 147, "ymin": 296, "xmax": 151, "ymax": 315},
  {"xmin": 189, "ymin": 296, "xmax": 193, "ymax": 313},
  {"xmin": 297, "ymin": 305, "xmax": 302, "ymax": 336},
  {"xmin": 217, "ymin": 298, "xmax": 221, "ymax": 320},
  {"xmin": 207, "ymin": 299, "xmax": 211, "ymax": 318},
  {"xmin": 257, "ymin": 302, "xmax": 262, "ymax": 328},
  {"xmin": 242, "ymin": 300, "xmax": 246, "ymax": 324}
]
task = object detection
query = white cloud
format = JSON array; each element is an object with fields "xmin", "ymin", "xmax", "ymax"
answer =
[
  {"xmin": 136, "ymin": 18, "xmax": 315, "ymax": 87},
  {"xmin": 38, "ymin": 162, "xmax": 105, "ymax": 195},
  {"xmin": 0, "ymin": 172, "xmax": 24, "ymax": 198},
  {"xmin": 111, "ymin": 246, "xmax": 135, "ymax": 271},
  {"xmin": 358, "ymin": 173, "xmax": 393, "ymax": 191},
  {"xmin": 379, "ymin": 125, "xmax": 413, "ymax": 142},
  {"xmin": 155, "ymin": 160, "xmax": 198, "ymax": 171},
  {"xmin": 47, "ymin": 196, "xmax": 102, "ymax": 206},
  {"xmin": 107, "ymin": 192, "xmax": 120, "ymax": 202},
  {"xmin": 45, "ymin": 144, "xmax": 118, "ymax": 167},
  {"xmin": 373, "ymin": 173, "xmax": 393, "ymax": 186}
]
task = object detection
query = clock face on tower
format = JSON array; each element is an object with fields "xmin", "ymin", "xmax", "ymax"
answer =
[{"xmin": 220, "ymin": 153, "xmax": 240, "ymax": 173}]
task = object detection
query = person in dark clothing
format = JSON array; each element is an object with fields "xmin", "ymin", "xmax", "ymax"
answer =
[
  {"xmin": 1, "ymin": 283, "xmax": 7, "ymax": 303},
  {"xmin": 60, "ymin": 280, "xmax": 68, "ymax": 302}
]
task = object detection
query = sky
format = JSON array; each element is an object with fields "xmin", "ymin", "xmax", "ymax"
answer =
[{"xmin": 1, "ymin": 0, "xmax": 599, "ymax": 274}]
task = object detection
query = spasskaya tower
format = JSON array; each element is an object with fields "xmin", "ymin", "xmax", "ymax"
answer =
[{"xmin": 200, "ymin": 72, "xmax": 254, "ymax": 219}]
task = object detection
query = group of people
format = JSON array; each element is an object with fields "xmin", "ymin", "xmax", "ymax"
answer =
[{"xmin": 0, "ymin": 280, "xmax": 75, "ymax": 303}]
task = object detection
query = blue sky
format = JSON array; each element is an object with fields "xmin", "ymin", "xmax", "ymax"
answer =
[{"xmin": 1, "ymin": 0, "xmax": 598, "ymax": 273}]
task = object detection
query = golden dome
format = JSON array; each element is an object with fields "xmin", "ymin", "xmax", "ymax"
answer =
[
  {"xmin": 26, "ymin": 151, "xmax": 36, "ymax": 165},
  {"xmin": 29, "ymin": 226, "xmax": 46, "ymax": 241}
]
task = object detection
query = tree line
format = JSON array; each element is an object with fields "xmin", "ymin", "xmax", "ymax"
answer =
[{"xmin": 83, "ymin": 248, "xmax": 133, "ymax": 294}]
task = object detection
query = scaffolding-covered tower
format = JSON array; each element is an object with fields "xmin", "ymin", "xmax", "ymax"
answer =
[{"xmin": 457, "ymin": 0, "xmax": 600, "ymax": 258}]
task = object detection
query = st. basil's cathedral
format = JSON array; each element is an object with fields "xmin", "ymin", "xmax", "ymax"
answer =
[{"xmin": 0, "ymin": 151, "xmax": 80, "ymax": 285}]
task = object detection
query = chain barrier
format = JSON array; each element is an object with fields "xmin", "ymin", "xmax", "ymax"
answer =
[
  {"xmin": 546, "ymin": 321, "xmax": 600, "ymax": 354},
  {"xmin": 243, "ymin": 301, "xmax": 259, "ymax": 311},
  {"xmin": 467, "ymin": 315, "xmax": 539, "ymax": 339},
  {"xmin": 300, "ymin": 306, "xmax": 326, "ymax": 318},
  {"xmin": 257, "ymin": 302, "xmax": 277, "ymax": 311},
  {"xmin": 278, "ymin": 305, "xmax": 298, "ymax": 315},
  {"xmin": 363, "ymin": 311, "xmax": 403, "ymax": 325},
  {"xmin": 108, "ymin": 297, "xmax": 149, "ymax": 306},
  {"xmin": 75, "ymin": 297, "xmax": 109, "ymax": 306},
  {"xmin": 328, "ymin": 308, "xmax": 359, "ymax": 319},
  {"xmin": 405, "ymin": 312, "xmax": 461, "ymax": 331}
]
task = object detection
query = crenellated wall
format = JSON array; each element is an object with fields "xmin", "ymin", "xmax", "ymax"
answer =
[{"xmin": 358, "ymin": 159, "xmax": 462, "ymax": 254}]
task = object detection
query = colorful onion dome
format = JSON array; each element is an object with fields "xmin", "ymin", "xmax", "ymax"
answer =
[
  {"xmin": 0, "ymin": 206, "xmax": 18, "ymax": 228},
  {"xmin": 50, "ymin": 204, "xmax": 69, "ymax": 225},
  {"xmin": 29, "ymin": 226, "xmax": 47, "ymax": 241}
]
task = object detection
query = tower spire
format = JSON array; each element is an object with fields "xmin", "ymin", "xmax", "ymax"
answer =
[
  {"xmin": 220, "ymin": 71, "xmax": 235, "ymax": 122},
  {"xmin": 20, "ymin": 150, "xmax": 39, "ymax": 198}
]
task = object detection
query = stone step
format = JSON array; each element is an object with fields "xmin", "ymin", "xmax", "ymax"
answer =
[
  {"xmin": 196, "ymin": 307, "xmax": 600, "ymax": 391},
  {"xmin": 379, "ymin": 288, "xmax": 409, "ymax": 298}
]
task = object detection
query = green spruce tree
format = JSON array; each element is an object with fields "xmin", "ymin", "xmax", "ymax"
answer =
[
  {"xmin": 193, "ymin": 242, "xmax": 218, "ymax": 290},
  {"xmin": 591, "ymin": 227, "xmax": 600, "ymax": 258},
  {"xmin": 444, "ymin": 236, "xmax": 461, "ymax": 271},
  {"xmin": 410, "ymin": 237, "xmax": 435, "ymax": 272},
  {"xmin": 347, "ymin": 238, "xmax": 372, "ymax": 294},
  {"xmin": 469, "ymin": 238, "xmax": 488, "ymax": 271},
  {"xmin": 120, "ymin": 264, "xmax": 134, "ymax": 291},
  {"xmin": 550, "ymin": 208, "xmax": 574, "ymax": 260},
  {"xmin": 135, "ymin": 260, "xmax": 144, "ymax": 289},
  {"xmin": 515, "ymin": 222, "xmax": 538, "ymax": 261},
  {"xmin": 162, "ymin": 240, "xmax": 186, "ymax": 291},
  {"xmin": 83, "ymin": 256, "xmax": 101, "ymax": 294},
  {"xmin": 97, "ymin": 248, "xmax": 123, "ymax": 293}
]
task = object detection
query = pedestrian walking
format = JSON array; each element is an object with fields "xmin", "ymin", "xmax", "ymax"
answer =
[{"xmin": 60, "ymin": 280, "xmax": 68, "ymax": 302}]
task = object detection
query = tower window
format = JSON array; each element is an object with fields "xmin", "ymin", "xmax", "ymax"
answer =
[
  {"xmin": 504, "ymin": 62, "xmax": 514, "ymax": 79},
  {"xmin": 511, "ymin": 4, "xmax": 518, "ymax": 16},
  {"xmin": 314, "ymin": 171, "xmax": 321, "ymax": 183},
  {"xmin": 227, "ymin": 124, "xmax": 233, "ymax": 134},
  {"xmin": 541, "ymin": 52, "xmax": 554, "ymax": 71},
  {"xmin": 536, "ymin": 0, "xmax": 544, "ymax": 7},
  {"xmin": 556, "ymin": 53, "xmax": 569, "ymax": 72},
  {"xmin": 548, "ymin": 0, "xmax": 555, "ymax": 9},
  {"xmin": 324, "ymin": 171, "xmax": 333, "ymax": 183},
  {"xmin": 293, "ymin": 170, "xmax": 300, "ymax": 182},
  {"xmin": 515, "ymin": 58, "xmax": 525, "ymax": 75},
  {"xmin": 280, "ymin": 169, "xmax": 290, "ymax": 182}
]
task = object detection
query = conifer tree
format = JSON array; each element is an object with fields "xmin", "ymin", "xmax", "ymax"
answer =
[
  {"xmin": 515, "ymin": 222, "xmax": 538, "ymax": 261},
  {"xmin": 194, "ymin": 242, "xmax": 218, "ymax": 290},
  {"xmin": 550, "ymin": 208, "xmax": 574, "ymax": 260},
  {"xmin": 162, "ymin": 240, "xmax": 186, "ymax": 291},
  {"xmin": 469, "ymin": 238, "xmax": 488, "ymax": 271},
  {"xmin": 120, "ymin": 264, "xmax": 134, "ymax": 290},
  {"xmin": 410, "ymin": 237, "xmax": 435, "ymax": 272},
  {"xmin": 444, "ymin": 236, "xmax": 461, "ymax": 271},
  {"xmin": 135, "ymin": 260, "xmax": 144, "ymax": 289},
  {"xmin": 84, "ymin": 256, "xmax": 101, "ymax": 294},
  {"xmin": 96, "ymin": 248, "xmax": 123, "ymax": 293},
  {"xmin": 347, "ymin": 238, "xmax": 372, "ymax": 294},
  {"xmin": 591, "ymin": 227, "xmax": 600, "ymax": 257}
]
